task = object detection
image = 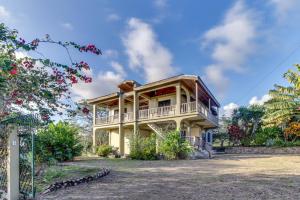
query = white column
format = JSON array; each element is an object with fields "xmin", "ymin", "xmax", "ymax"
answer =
[
  {"xmin": 92, "ymin": 128, "xmax": 96, "ymax": 153},
  {"xmin": 195, "ymin": 82, "xmax": 199, "ymax": 111},
  {"xmin": 176, "ymin": 83, "xmax": 181, "ymax": 115},
  {"xmin": 118, "ymin": 92, "xmax": 124, "ymax": 155},
  {"xmin": 93, "ymin": 104, "xmax": 96, "ymax": 126},
  {"xmin": 133, "ymin": 91, "xmax": 139, "ymax": 135},
  {"xmin": 7, "ymin": 125, "xmax": 19, "ymax": 200}
]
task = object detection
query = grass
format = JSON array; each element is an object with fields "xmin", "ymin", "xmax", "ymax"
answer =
[{"xmin": 35, "ymin": 164, "xmax": 99, "ymax": 193}]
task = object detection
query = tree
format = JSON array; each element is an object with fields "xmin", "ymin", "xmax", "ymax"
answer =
[
  {"xmin": 0, "ymin": 23, "xmax": 101, "ymax": 121},
  {"xmin": 227, "ymin": 125, "xmax": 246, "ymax": 145},
  {"xmin": 263, "ymin": 65, "xmax": 300, "ymax": 127},
  {"xmin": 284, "ymin": 122, "xmax": 300, "ymax": 142}
]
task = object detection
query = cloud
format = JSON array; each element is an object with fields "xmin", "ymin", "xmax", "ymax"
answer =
[
  {"xmin": 107, "ymin": 13, "xmax": 121, "ymax": 22},
  {"xmin": 249, "ymin": 94, "xmax": 271, "ymax": 105},
  {"xmin": 72, "ymin": 62, "xmax": 126, "ymax": 100},
  {"xmin": 0, "ymin": 6, "xmax": 10, "ymax": 19},
  {"xmin": 15, "ymin": 51, "xmax": 30, "ymax": 59},
  {"xmin": 202, "ymin": 0, "xmax": 258, "ymax": 97},
  {"xmin": 154, "ymin": 0, "xmax": 168, "ymax": 9},
  {"xmin": 61, "ymin": 22, "xmax": 73, "ymax": 30},
  {"xmin": 269, "ymin": 0, "xmax": 299, "ymax": 21},
  {"xmin": 103, "ymin": 49, "xmax": 119, "ymax": 58},
  {"xmin": 123, "ymin": 18, "xmax": 175, "ymax": 82},
  {"xmin": 223, "ymin": 102, "xmax": 239, "ymax": 118}
]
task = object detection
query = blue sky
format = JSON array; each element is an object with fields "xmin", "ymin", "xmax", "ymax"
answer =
[{"xmin": 1, "ymin": 0, "xmax": 300, "ymax": 116}]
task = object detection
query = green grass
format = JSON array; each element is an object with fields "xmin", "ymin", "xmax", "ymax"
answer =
[{"xmin": 35, "ymin": 165, "xmax": 99, "ymax": 193}]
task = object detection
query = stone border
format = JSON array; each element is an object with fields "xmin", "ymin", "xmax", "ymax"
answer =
[
  {"xmin": 42, "ymin": 168, "xmax": 110, "ymax": 195},
  {"xmin": 225, "ymin": 146, "xmax": 300, "ymax": 154}
]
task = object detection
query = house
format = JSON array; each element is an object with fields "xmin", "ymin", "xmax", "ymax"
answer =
[{"xmin": 86, "ymin": 74, "xmax": 220, "ymax": 155}]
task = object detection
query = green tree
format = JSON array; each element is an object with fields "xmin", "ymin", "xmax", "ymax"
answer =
[
  {"xmin": 263, "ymin": 65, "xmax": 300, "ymax": 127},
  {"xmin": 36, "ymin": 121, "xmax": 83, "ymax": 163}
]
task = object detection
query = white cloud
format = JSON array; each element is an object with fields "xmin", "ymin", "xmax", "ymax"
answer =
[
  {"xmin": 154, "ymin": 0, "xmax": 168, "ymax": 9},
  {"xmin": 223, "ymin": 102, "xmax": 239, "ymax": 118},
  {"xmin": 15, "ymin": 51, "xmax": 30, "ymax": 59},
  {"xmin": 123, "ymin": 18, "xmax": 175, "ymax": 82},
  {"xmin": 0, "ymin": 6, "xmax": 10, "ymax": 19},
  {"xmin": 202, "ymin": 0, "xmax": 258, "ymax": 97},
  {"xmin": 61, "ymin": 22, "xmax": 73, "ymax": 30},
  {"xmin": 269, "ymin": 0, "xmax": 299, "ymax": 21},
  {"xmin": 107, "ymin": 13, "xmax": 121, "ymax": 22},
  {"xmin": 72, "ymin": 62, "xmax": 126, "ymax": 100},
  {"xmin": 249, "ymin": 94, "xmax": 271, "ymax": 106},
  {"xmin": 103, "ymin": 49, "xmax": 119, "ymax": 58}
]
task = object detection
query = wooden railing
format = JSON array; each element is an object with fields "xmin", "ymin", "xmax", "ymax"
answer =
[
  {"xmin": 184, "ymin": 136, "xmax": 201, "ymax": 149},
  {"xmin": 95, "ymin": 114, "xmax": 119, "ymax": 125},
  {"xmin": 138, "ymin": 105, "xmax": 176, "ymax": 120},
  {"xmin": 122, "ymin": 112, "xmax": 133, "ymax": 122},
  {"xmin": 95, "ymin": 103, "xmax": 218, "ymax": 125}
]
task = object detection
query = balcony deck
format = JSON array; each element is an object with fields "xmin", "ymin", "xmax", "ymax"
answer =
[{"xmin": 94, "ymin": 101, "xmax": 218, "ymax": 126}]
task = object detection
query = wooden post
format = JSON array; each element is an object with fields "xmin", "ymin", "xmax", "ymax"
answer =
[
  {"xmin": 7, "ymin": 125, "xmax": 19, "ymax": 200},
  {"xmin": 176, "ymin": 83, "xmax": 181, "ymax": 115},
  {"xmin": 118, "ymin": 92, "xmax": 124, "ymax": 155},
  {"xmin": 133, "ymin": 91, "xmax": 139, "ymax": 136},
  {"xmin": 93, "ymin": 104, "xmax": 96, "ymax": 126},
  {"xmin": 195, "ymin": 82, "xmax": 199, "ymax": 111},
  {"xmin": 92, "ymin": 128, "xmax": 96, "ymax": 154}
]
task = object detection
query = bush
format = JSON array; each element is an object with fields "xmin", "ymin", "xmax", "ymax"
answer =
[
  {"xmin": 254, "ymin": 127, "xmax": 282, "ymax": 146},
  {"xmin": 159, "ymin": 131, "xmax": 193, "ymax": 160},
  {"xmin": 36, "ymin": 121, "xmax": 83, "ymax": 163},
  {"xmin": 96, "ymin": 145, "xmax": 113, "ymax": 157},
  {"xmin": 129, "ymin": 133, "xmax": 157, "ymax": 160}
]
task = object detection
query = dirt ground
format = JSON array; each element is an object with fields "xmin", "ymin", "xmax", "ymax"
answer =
[{"xmin": 39, "ymin": 154, "xmax": 300, "ymax": 200}]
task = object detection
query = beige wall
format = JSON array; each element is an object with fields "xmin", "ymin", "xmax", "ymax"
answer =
[
  {"xmin": 124, "ymin": 129, "xmax": 133, "ymax": 155},
  {"xmin": 109, "ymin": 129, "xmax": 119, "ymax": 148},
  {"xmin": 190, "ymin": 127, "xmax": 201, "ymax": 137}
]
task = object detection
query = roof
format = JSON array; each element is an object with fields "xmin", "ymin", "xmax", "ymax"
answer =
[{"xmin": 85, "ymin": 74, "xmax": 220, "ymax": 107}]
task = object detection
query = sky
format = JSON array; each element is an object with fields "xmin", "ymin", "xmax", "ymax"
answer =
[{"xmin": 1, "ymin": 0, "xmax": 300, "ymax": 117}]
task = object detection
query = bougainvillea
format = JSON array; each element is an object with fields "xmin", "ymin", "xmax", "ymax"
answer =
[
  {"xmin": 284, "ymin": 122, "xmax": 300, "ymax": 141},
  {"xmin": 0, "ymin": 23, "xmax": 101, "ymax": 121},
  {"xmin": 227, "ymin": 125, "xmax": 246, "ymax": 144}
]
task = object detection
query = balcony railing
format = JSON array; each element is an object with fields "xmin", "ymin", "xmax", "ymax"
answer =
[
  {"xmin": 139, "ymin": 105, "xmax": 176, "ymax": 120},
  {"xmin": 95, "ymin": 103, "xmax": 218, "ymax": 125},
  {"xmin": 95, "ymin": 114, "xmax": 119, "ymax": 125}
]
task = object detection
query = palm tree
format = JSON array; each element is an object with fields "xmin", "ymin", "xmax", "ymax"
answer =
[{"xmin": 263, "ymin": 65, "xmax": 300, "ymax": 127}]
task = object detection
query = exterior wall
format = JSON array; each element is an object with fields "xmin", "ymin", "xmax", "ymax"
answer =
[
  {"xmin": 190, "ymin": 127, "xmax": 201, "ymax": 137},
  {"xmin": 149, "ymin": 94, "xmax": 176, "ymax": 107},
  {"xmin": 109, "ymin": 129, "xmax": 119, "ymax": 149}
]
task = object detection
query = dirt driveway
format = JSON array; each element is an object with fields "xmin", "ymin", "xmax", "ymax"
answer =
[{"xmin": 40, "ymin": 154, "xmax": 300, "ymax": 200}]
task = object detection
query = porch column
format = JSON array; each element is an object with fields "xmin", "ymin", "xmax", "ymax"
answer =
[
  {"xmin": 92, "ymin": 128, "xmax": 96, "ymax": 153},
  {"xmin": 118, "ymin": 92, "xmax": 125, "ymax": 155},
  {"xmin": 176, "ymin": 83, "xmax": 181, "ymax": 115},
  {"xmin": 175, "ymin": 119, "xmax": 181, "ymax": 131},
  {"xmin": 93, "ymin": 104, "xmax": 96, "ymax": 126},
  {"xmin": 7, "ymin": 125, "xmax": 19, "ymax": 200},
  {"xmin": 133, "ymin": 91, "xmax": 139, "ymax": 135},
  {"xmin": 195, "ymin": 82, "xmax": 199, "ymax": 111}
]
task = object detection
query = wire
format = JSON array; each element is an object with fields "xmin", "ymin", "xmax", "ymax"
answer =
[{"xmin": 236, "ymin": 44, "xmax": 300, "ymax": 105}]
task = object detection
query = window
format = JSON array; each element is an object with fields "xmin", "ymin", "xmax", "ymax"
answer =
[
  {"xmin": 114, "ymin": 109, "xmax": 119, "ymax": 115},
  {"xmin": 124, "ymin": 108, "xmax": 127, "ymax": 113},
  {"xmin": 158, "ymin": 99, "xmax": 171, "ymax": 107}
]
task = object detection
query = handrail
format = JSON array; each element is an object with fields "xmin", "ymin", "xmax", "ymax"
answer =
[
  {"xmin": 95, "ymin": 114, "xmax": 119, "ymax": 125},
  {"xmin": 122, "ymin": 112, "xmax": 133, "ymax": 122},
  {"xmin": 139, "ymin": 105, "xmax": 176, "ymax": 119}
]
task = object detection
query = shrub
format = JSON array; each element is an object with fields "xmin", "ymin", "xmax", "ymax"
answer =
[
  {"xmin": 254, "ymin": 127, "xmax": 282, "ymax": 146},
  {"xmin": 159, "ymin": 131, "xmax": 193, "ymax": 160},
  {"xmin": 284, "ymin": 122, "xmax": 300, "ymax": 141},
  {"xmin": 129, "ymin": 133, "xmax": 157, "ymax": 160},
  {"xmin": 96, "ymin": 145, "xmax": 113, "ymax": 157},
  {"xmin": 36, "ymin": 121, "xmax": 83, "ymax": 163},
  {"xmin": 227, "ymin": 125, "xmax": 246, "ymax": 145}
]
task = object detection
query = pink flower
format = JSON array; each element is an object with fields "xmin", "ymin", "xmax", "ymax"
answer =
[
  {"xmin": 10, "ymin": 68, "xmax": 18, "ymax": 75},
  {"xmin": 15, "ymin": 99, "xmax": 23, "ymax": 105},
  {"xmin": 82, "ymin": 107, "xmax": 89, "ymax": 114}
]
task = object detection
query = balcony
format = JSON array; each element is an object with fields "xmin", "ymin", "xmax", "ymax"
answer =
[{"xmin": 95, "ymin": 102, "xmax": 218, "ymax": 126}]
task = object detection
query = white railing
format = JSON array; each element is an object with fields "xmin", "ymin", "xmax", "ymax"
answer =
[
  {"xmin": 95, "ymin": 114, "xmax": 119, "ymax": 125},
  {"xmin": 122, "ymin": 112, "xmax": 133, "ymax": 122},
  {"xmin": 139, "ymin": 105, "xmax": 176, "ymax": 119},
  {"xmin": 180, "ymin": 101, "xmax": 197, "ymax": 113}
]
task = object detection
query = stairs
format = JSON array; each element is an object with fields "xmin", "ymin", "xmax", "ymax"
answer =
[{"xmin": 147, "ymin": 123, "xmax": 165, "ymax": 139}]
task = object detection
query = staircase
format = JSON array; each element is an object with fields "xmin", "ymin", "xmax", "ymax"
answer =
[{"xmin": 147, "ymin": 123, "xmax": 165, "ymax": 139}]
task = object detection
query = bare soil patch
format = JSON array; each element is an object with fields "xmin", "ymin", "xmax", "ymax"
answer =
[{"xmin": 39, "ymin": 154, "xmax": 300, "ymax": 200}]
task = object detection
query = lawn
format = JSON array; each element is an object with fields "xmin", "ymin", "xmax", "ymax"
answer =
[{"xmin": 38, "ymin": 154, "xmax": 300, "ymax": 200}]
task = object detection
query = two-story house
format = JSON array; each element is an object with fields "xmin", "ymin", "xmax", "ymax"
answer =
[{"xmin": 86, "ymin": 74, "xmax": 220, "ymax": 156}]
